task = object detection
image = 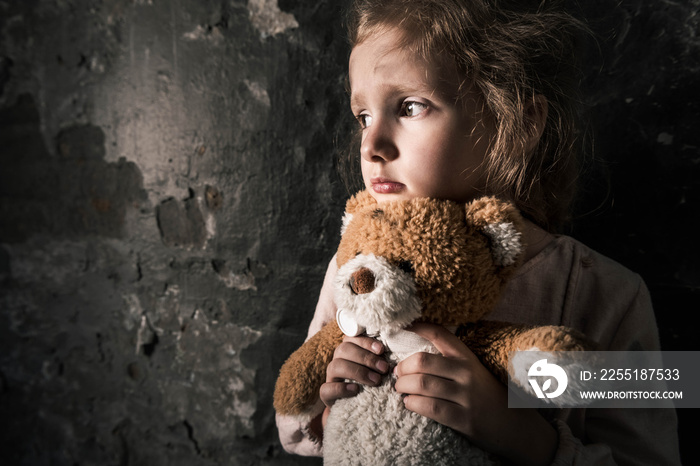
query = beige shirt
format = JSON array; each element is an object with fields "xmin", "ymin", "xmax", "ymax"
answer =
[{"xmin": 275, "ymin": 235, "xmax": 681, "ymax": 465}]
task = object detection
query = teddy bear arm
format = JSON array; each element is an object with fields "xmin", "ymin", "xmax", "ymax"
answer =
[
  {"xmin": 273, "ymin": 320, "xmax": 344, "ymax": 417},
  {"xmin": 457, "ymin": 321, "xmax": 591, "ymax": 385}
]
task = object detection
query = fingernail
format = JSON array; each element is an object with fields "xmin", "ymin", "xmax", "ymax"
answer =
[
  {"xmin": 371, "ymin": 342, "xmax": 383, "ymax": 354},
  {"xmin": 347, "ymin": 383, "xmax": 358, "ymax": 392},
  {"xmin": 369, "ymin": 371, "xmax": 381, "ymax": 384},
  {"xmin": 376, "ymin": 360, "xmax": 389, "ymax": 373}
]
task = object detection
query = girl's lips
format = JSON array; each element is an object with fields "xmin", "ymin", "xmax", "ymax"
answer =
[{"xmin": 371, "ymin": 178, "xmax": 405, "ymax": 194}]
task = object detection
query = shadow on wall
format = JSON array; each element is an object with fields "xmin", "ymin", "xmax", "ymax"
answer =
[
  {"xmin": 0, "ymin": 0, "xmax": 349, "ymax": 464},
  {"xmin": 1, "ymin": 94, "xmax": 147, "ymax": 243}
]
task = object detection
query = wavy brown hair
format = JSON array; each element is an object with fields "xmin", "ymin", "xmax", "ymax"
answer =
[{"xmin": 342, "ymin": 0, "xmax": 590, "ymax": 231}]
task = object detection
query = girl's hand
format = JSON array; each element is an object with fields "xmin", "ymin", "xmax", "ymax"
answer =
[
  {"xmin": 320, "ymin": 335, "xmax": 389, "ymax": 408},
  {"xmin": 394, "ymin": 323, "xmax": 558, "ymax": 466}
]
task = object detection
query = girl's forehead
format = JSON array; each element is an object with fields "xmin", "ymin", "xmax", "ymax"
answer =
[
  {"xmin": 350, "ymin": 27, "xmax": 419, "ymax": 62},
  {"xmin": 349, "ymin": 29, "xmax": 461, "ymax": 101}
]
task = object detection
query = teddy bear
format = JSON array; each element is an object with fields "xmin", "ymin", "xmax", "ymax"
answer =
[{"xmin": 274, "ymin": 191, "xmax": 589, "ymax": 465}]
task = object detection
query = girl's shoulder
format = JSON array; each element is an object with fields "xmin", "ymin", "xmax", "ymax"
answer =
[
  {"xmin": 512, "ymin": 234, "xmax": 643, "ymax": 288},
  {"xmin": 491, "ymin": 235, "xmax": 650, "ymax": 341}
]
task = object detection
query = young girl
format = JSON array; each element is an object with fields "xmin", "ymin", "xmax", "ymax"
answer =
[{"xmin": 277, "ymin": 0, "xmax": 681, "ymax": 464}]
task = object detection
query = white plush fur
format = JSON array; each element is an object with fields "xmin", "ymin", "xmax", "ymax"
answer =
[
  {"xmin": 482, "ymin": 222, "xmax": 522, "ymax": 267},
  {"xmin": 324, "ymin": 376, "xmax": 497, "ymax": 466},
  {"xmin": 340, "ymin": 212, "xmax": 354, "ymax": 236},
  {"xmin": 334, "ymin": 254, "xmax": 422, "ymax": 336}
]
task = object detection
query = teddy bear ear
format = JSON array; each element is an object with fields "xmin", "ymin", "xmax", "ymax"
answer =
[
  {"xmin": 344, "ymin": 190, "xmax": 376, "ymax": 215},
  {"xmin": 465, "ymin": 196, "xmax": 525, "ymax": 267},
  {"xmin": 340, "ymin": 190, "xmax": 376, "ymax": 236},
  {"xmin": 340, "ymin": 212, "xmax": 354, "ymax": 236},
  {"xmin": 482, "ymin": 222, "xmax": 523, "ymax": 267}
]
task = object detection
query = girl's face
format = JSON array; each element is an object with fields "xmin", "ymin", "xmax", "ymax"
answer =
[{"xmin": 349, "ymin": 28, "xmax": 493, "ymax": 204}]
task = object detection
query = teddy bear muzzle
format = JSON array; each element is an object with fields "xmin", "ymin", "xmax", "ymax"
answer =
[{"xmin": 334, "ymin": 253, "xmax": 423, "ymax": 338}]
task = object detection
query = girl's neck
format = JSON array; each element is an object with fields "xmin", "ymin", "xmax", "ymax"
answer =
[{"xmin": 520, "ymin": 219, "xmax": 555, "ymax": 263}]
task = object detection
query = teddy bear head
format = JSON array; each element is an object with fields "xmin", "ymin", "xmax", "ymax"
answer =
[{"xmin": 334, "ymin": 191, "xmax": 525, "ymax": 337}]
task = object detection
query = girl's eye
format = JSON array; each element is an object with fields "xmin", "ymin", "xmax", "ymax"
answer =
[
  {"xmin": 356, "ymin": 113, "xmax": 373, "ymax": 129},
  {"xmin": 400, "ymin": 101, "xmax": 428, "ymax": 118}
]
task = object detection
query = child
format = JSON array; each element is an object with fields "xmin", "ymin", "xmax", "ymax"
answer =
[{"xmin": 276, "ymin": 0, "xmax": 681, "ymax": 464}]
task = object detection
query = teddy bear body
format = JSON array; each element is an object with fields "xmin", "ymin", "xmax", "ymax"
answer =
[
  {"xmin": 324, "ymin": 374, "xmax": 492, "ymax": 466},
  {"xmin": 274, "ymin": 191, "xmax": 589, "ymax": 465}
]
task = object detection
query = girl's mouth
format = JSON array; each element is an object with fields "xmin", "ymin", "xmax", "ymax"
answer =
[{"xmin": 371, "ymin": 178, "xmax": 405, "ymax": 194}]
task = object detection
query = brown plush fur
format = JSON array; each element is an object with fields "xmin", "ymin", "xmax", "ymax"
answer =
[
  {"xmin": 457, "ymin": 322, "xmax": 592, "ymax": 386},
  {"xmin": 273, "ymin": 321, "xmax": 344, "ymax": 416},
  {"xmin": 337, "ymin": 191, "xmax": 523, "ymax": 326}
]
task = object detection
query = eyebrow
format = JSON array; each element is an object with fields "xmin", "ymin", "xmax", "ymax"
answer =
[{"xmin": 350, "ymin": 82, "xmax": 440, "ymax": 110}]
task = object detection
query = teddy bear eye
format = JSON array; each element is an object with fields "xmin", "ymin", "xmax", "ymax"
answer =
[{"xmin": 397, "ymin": 260, "xmax": 414, "ymax": 275}]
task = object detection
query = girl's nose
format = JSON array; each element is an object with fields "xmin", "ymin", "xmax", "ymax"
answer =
[{"xmin": 360, "ymin": 119, "xmax": 398, "ymax": 162}]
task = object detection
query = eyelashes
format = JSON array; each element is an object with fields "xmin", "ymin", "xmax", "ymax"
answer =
[
  {"xmin": 399, "ymin": 101, "xmax": 428, "ymax": 118},
  {"xmin": 353, "ymin": 100, "xmax": 430, "ymax": 129},
  {"xmin": 355, "ymin": 113, "xmax": 372, "ymax": 129}
]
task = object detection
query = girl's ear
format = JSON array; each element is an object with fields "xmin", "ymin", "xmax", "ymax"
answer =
[{"xmin": 524, "ymin": 94, "xmax": 548, "ymax": 153}]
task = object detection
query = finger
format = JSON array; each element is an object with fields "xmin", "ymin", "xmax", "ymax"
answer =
[
  {"xmin": 394, "ymin": 373, "xmax": 465, "ymax": 405},
  {"xmin": 402, "ymin": 394, "xmax": 467, "ymax": 431},
  {"xmin": 320, "ymin": 381, "xmax": 359, "ymax": 408},
  {"xmin": 395, "ymin": 351, "xmax": 467, "ymax": 382},
  {"xmin": 334, "ymin": 341, "xmax": 389, "ymax": 375},
  {"xmin": 408, "ymin": 322, "xmax": 473, "ymax": 359},
  {"xmin": 342, "ymin": 335, "xmax": 385, "ymax": 355},
  {"xmin": 326, "ymin": 358, "xmax": 384, "ymax": 386}
]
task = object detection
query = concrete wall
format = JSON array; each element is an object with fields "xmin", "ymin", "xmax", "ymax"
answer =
[{"xmin": 0, "ymin": 0, "xmax": 697, "ymax": 465}]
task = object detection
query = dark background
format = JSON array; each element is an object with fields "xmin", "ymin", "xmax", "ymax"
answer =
[{"xmin": 0, "ymin": 0, "xmax": 697, "ymax": 464}]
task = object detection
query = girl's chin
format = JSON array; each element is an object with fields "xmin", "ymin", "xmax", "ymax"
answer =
[{"xmin": 368, "ymin": 192, "xmax": 417, "ymax": 204}]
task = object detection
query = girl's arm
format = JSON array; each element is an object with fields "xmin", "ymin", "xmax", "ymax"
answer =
[{"xmin": 274, "ymin": 256, "xmax": 338, "ymax": 456}]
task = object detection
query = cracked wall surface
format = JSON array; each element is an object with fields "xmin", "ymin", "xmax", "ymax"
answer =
[{"xmin": 0, "ymin": 0, "xmax": 698, "ymax": 465}]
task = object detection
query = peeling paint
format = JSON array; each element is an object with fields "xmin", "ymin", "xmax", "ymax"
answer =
[
  {"xmin": 204, "ymin": 210, "xmax": 217, "ymax": 241},
  {"xmin": 122, "ymin": 294, "xmax": 144, "ymax": 331},
  {"xmin": 182, "ymin": 24, "xmax": 224, "ymax": 45},
  {"xmin": 247, "ymin": 0, "xmax": 299, "ymax": 38},
  {"xmin": 212, "ymin": 259, "xmax": 259, "ymax": 291},
  {"xmin": 135, "ymin": 315, "xmax": 157, "ymax": 355},
  {"xmin": 244, "ymin": 79, "xmax": 271, "ymax": 107},
  {"xmin": 220, "ymin": 269, "xmax": 257, "ymax": 291}
]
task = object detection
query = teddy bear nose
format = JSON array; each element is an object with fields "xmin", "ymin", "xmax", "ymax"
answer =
[{"xmin": 349, "ymin": 267, "xmax": 376, "ymax": 295}]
